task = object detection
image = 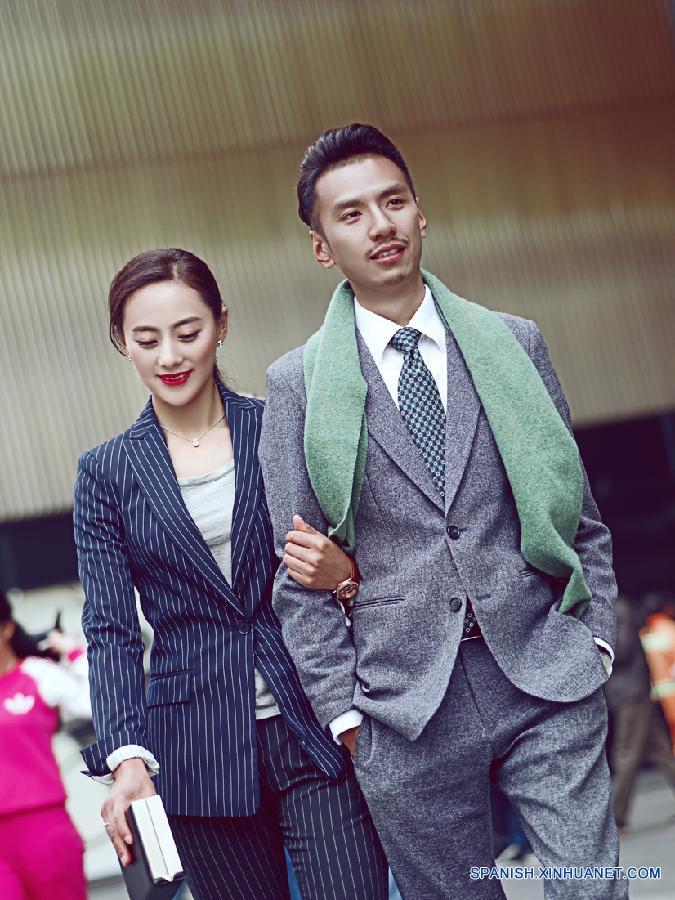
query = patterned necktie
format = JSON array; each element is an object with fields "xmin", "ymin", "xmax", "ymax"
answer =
[
  {"xmin": 389, "ymin": 327, "xmax": 446, "ymax": 498},
  {"xmin": 389, "ymin": 326, "xmax": 478, "ymax": 639}
]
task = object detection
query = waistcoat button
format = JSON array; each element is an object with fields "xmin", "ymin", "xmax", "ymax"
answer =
[{"xmin": 446, "ymin": 524, "xmax": 460, "ymax": 540}]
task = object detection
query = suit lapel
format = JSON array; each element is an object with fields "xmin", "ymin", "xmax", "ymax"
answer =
[
  {"xmin": 443, "ymin": 328, "xmax": 481, "ymax": 511},
  {"xmin": 125, "ymin": 392, "xmax": 259, "ymax": 617},
  {"xmin": 357, "ymin": 332, "xmax": 444, "ymax": 512},
  {"xmin": 355, "ymin": 325, "xmax": 481, "ymax": 514},
  {"xmin": 222, "ymin": 385, "xmax": 264, "ymax": 594}
]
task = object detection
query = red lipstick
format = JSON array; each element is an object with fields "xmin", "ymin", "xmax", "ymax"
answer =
[{"xmin": 159, "ymin": 371, "xmax": 191, "ymax": 386}]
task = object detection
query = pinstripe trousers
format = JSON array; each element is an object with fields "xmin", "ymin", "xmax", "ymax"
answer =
[{"xmin": 169, "ymin": 715, "xmax": 389, "ymax": 900}]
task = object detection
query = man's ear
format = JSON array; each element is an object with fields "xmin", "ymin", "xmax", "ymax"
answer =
[
  {"xmin": 310, "ymin": 230, "xmax": 335, "ymax": 270},
  {"xmin": 416, "ymin": 200, "xmax": 427, "ymax": 239}
]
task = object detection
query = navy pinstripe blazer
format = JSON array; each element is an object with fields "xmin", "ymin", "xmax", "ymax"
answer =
[{"xmin": 74, "ymin": 383, "xmax": 345, "ymax": 817}]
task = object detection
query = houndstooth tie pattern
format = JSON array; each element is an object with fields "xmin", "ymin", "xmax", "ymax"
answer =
[
  {"xmin": 390, "ymin": 327, "xmax": 446, "ymax": 498},
  {"xmin": 390, "ymin": 326, "xmax": 479, "ymax": 638}
]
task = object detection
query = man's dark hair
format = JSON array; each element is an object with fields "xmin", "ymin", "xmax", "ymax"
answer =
[{"xmin": 297, "ymin": 123, "xmax": 416, "ymax": 229}]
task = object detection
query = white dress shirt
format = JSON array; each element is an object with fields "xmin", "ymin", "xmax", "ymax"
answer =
[
  {"xmin": 354, "ymin": 286, "xmax": 447, "ymax": 411},
  {"xmin": 329, "ymin": 288, "xmax": 612, "ymax": 745}
]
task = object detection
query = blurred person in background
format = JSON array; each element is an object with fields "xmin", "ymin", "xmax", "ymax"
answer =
[
  {"xmin": 490, "ymin": 785, "xmax": 532, "ymax": 862},
  {"xmin": 0, "ymin": 590, "xmax": 89, "ymax": 900},
  {"xmin": 260, "ymin": 123, "xmax": 622, "ymax": 899},
  {"xmin": 640, "ymin": 591, "xmax": 675, "ymax": 751},
  {"xmin": 73, "ymin": 249, "xmax": 388, "ymax": 900},
  {"xmin": 604, "ymin": 594, "xmax": 675, "ymax": 830}
]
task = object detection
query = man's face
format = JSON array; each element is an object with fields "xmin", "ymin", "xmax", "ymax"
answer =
[{"xmin": 310, "ymin": 155, "xmax": 427, "ymax": 296}]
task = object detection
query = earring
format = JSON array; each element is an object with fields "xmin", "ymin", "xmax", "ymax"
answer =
[
  {"xmin": 126, "ymin": 354, "xmax": 132, "ymax": 361},
  {"xmin": 216, "ymin": 340, "xmax": 223, "ymax": 348}
]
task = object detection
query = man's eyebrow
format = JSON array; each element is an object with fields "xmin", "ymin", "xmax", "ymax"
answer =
[
  {"xmin": 131, "ymin": 316, "xmax": 203, "ymax": 333},
  {"xmin": 332, "ymin": 197, "xmax": 362, "ymax": 213},
  {"xmin": 332, "ymin": 183, "xmax": 410, "ymax": 213}
]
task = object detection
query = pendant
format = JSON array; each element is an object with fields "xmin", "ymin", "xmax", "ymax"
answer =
[{"xmin": 192, "ymin": 439, "xmax": 200, "ymax": 447}]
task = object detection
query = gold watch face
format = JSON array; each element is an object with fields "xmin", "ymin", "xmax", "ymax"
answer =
[{"xmin": 336, "ymin": 580, "xmax": 359, "ymax": 601}]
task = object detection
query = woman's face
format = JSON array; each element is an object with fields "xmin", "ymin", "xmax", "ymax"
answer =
[{"xmin": 121, "ymin": 280, "xmax": 227, "ymax": 410}]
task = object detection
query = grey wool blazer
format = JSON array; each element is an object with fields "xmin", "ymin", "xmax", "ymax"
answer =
[{"xmin": 258, "ymin": 312, "xmax": 617, "ymax": 742}]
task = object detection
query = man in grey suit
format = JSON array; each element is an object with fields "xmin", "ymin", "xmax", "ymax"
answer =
[{"xmin": 259, "ymin": 123, "xmax": 624, "ymax": 899}]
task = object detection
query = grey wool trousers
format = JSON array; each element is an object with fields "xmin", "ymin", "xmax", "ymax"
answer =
[{"xmin": 352, "ymin": 637, "xmax": 627, "ymax": 900}]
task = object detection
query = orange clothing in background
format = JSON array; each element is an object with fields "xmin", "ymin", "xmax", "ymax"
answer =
[{"xmin": 640, "ymin": 613, "xmax": 675, "ymax": 752}]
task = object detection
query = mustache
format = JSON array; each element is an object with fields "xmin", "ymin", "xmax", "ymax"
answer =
[{"xmin": 367, "ymin": 238, "xmax": 408, "ymax": 259}]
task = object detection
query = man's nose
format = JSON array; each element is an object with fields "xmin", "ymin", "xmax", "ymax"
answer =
[{"xmin": 368, "ymin": 207, "xmax": 396, "ymax": 240}]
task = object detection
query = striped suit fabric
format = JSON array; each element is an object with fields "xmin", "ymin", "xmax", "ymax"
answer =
[
  {"xmin": 170, "ymin": 714, "xmax": 388, "ymax": 900},
  {"xmin": 73, "ymin": 383, "xmax": 348, "ymax": 818}
]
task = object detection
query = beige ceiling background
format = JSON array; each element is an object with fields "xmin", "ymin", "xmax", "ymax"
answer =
[{"xmin": 1, "ymin": 0, "xmax": 674, "ymax": 519}]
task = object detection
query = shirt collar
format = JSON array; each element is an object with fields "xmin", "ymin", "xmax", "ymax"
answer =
[{"xmin": 353, "ymin": 285, "xmax": 446, "ymax": 364}]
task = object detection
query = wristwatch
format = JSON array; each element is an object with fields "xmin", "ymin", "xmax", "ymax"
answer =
[{"xmin": 332, "ymin": 556, "xmax": 360, "ymax": 603}]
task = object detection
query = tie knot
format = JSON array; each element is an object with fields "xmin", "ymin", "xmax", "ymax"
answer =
[{"xmin": 390, "ymin": 327, "xmax": 421, "ymax": 355}]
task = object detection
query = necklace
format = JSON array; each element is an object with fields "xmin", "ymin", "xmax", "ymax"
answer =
[{"xmin": 160, "ymin": 413, "xmax": 226, "ymax": 448}]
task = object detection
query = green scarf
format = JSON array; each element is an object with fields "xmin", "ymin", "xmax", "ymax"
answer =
[{"xmin": 303, "ymin": 269, "xmax": 590, "ymax": 617}]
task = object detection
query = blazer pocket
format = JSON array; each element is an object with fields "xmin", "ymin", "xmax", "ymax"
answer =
[
  {"xmin": 352, "ymin": 596, "xmax": 405, "ymax": 611},
  {"xmin": 147, "ymin": 672, "xmax": 192, "ymax": 707}
]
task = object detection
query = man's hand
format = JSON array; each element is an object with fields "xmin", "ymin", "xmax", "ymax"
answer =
[
  {"xmin": 101, "ymin": 758, "xmax": 157, "ymax": 866},
  {"xmin": 284, "ymin": 515, "xmax": 352, "ymax": 590},
  {"xmin": 340, "ymin": 725, "xmax": 360, "ymax": 758}
]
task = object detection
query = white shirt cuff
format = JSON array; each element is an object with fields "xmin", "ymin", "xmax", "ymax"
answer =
[
  {"xmin": 594, "ymin": 638, "xmax": 614, "ymax": 675},
  {"xmin": 329, "ymin": 709, "xmax": 364, "ymax": 745},
  {"xmin": 90, "ymin": 745, "xmax": 161, "ymax": 785}
]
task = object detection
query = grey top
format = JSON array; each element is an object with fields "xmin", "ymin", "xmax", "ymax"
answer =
[{"xmin": 178, "ymin": 462, "xmax": 280, "ymax": 720}]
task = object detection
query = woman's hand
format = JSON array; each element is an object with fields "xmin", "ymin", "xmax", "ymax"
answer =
[
  {"xmin": 101, "ymin": 758, "xmax": 157, "ymax": 866},
  {"xmin": 39, "ymin": 629, "xmax": 80, "ymax": 659},
  {"xmin": 284, "ymin": 515, "xmax": 352, "ymax": 590}
]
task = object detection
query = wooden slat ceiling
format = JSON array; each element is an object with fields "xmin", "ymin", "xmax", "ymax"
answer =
[
  {"xmin": 1, "ymin": 0, "xmax": 673, "ymax": 177},
  {"xmin": 0, "ymin": 0, "xmax": 674, "ymax": 518}
]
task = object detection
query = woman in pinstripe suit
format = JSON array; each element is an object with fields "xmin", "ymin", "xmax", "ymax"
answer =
[{"xmin": 74, "ymin": 249, "xmax": 388, "ymax": 900}]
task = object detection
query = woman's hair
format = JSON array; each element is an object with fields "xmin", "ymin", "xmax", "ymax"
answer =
[
  {"xmin": 0, "ymin": 590, "xmax": 11, "ymax": 624},
  {"xmin": 108, "ymin": 248, "xmax": 225, "ymax": 382},
  {"xmin": 0, "ymin": 591, "xmax": 42, "ymax": 659}
]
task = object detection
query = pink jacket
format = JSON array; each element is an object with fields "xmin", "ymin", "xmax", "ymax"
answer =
[{"xmin": 0, "ymin": 651, "xmax": 90, "ymax": 817}]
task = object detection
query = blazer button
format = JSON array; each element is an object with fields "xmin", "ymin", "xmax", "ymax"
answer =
[
  {"xmin": 449, "ymin": 597, "xmax": 462, "ymax": 612},
  {"xmin": 446, "ymin": 524, "xmax": 461, "ymax": 540},
  {"xmin": 238, "ymin": 622, "xmax": 251, "ymax": 634}
]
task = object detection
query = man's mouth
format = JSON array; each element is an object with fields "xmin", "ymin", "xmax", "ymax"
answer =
[
  {"xmin": 370, "ymin": 242, "xmax": 406, "ymax": 264},
  {"xmin": 158, "ymin": 371, "xmax": 192, "ymax": 386}
]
